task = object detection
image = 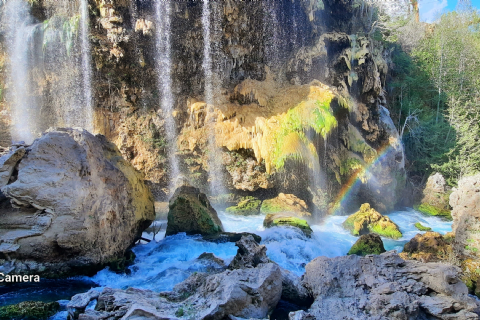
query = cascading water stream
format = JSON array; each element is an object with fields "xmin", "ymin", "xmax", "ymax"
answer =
[
  {"xmin": 4, "ymin": 0, "xmax": 37, "ymax": 143},
  {"xmin": 154, "ymin": 0, "xmax": 180, "ymax": 191},
  {"xmin": 80, "ymin": 0, "xmax": 94, "ymax": 133},
  {"xmin": 202, "ymin": 0, "xmax": 226, "ymax": 196}
]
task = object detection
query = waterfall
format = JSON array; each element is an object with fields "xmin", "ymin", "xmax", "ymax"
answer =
[
  {"xmin": 3, "ymin": 0, "xmax": 94, "ymax": 143},
  {"xmin": 202, "ymin": 0, "xmax": 226, "ymax": 196},
  {"xmin": 80, "ymin": 0, "xmax": 94, "ymax": 133},
  {"xmin": 4, "ymin": 0, "xmax": 37, "ymax": 143},
  {"xmin": 154, "ymin": 0, "xmax": 180, "ymax": 192}
]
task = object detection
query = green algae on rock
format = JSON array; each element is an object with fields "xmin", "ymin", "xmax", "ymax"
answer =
[
  {"xmin": 226, "ymin": 197, "xmax": 262, "ymax": 216},
  {"xmin": 416, "ymin": 203, "xmax": 452, "ymax": 220},
  {"xmin": 166, "ymin": 185, "xmax": 224, "ymax": 236},
  {"xmin": 264, "ymin": 214, "xmax": 313, "ymax": 237},
  {"xmin": 414, "ymin": 222, "xmax": 432, "ymax": 231},
  {"xmin": 347, "ymin": 233, "xmax": 386, "ymax": 256},
  {"xmin": 343, "ymin": 203, "xmax": 402, "ymax": 239},
  {"xmin": 0, "ymin": 301, "xmax": 60, "ymax": 320}
]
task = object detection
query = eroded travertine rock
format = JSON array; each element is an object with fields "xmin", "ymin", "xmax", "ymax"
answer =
[
  {"xmin": 292, "ymin": 252, "xmax": 479, "ymax": 320},
  {"xmin": 0, "ymin": 128, "xmax": 155, "ymax": 277}
]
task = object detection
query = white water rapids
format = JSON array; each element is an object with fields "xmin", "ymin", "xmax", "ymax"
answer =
[{"xmin": 87, "ymin": 208, "xmax": 452, "ymax": 291}]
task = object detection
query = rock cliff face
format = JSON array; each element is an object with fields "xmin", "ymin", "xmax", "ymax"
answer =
[
  {"xmin": 0, "ymin": 128, "xmax": 155, "ymax": 277},
  {"xmin": 0, "ymin": 0, "xmax": 405, "ymax": 213}
]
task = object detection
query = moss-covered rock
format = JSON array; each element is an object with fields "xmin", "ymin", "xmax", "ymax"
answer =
[
  {"xmin": 414, "ymin": 222, "xmax": 432, "ymax": 231},
  {"xmin": 226, "ymin": 197, "xmax": 262, "ymax": 216},
  {"xmin": 400, "ymin": 231, "xmax": 450, "ymax": 263},
  {"xmin": 260, "ymin": 193, "xmax": 311, "ymax": 217},
  {"xmin": 0, "ymin": 301, "xmax": 60, "ymax": 320},
  {"xmin": 416, "ymin": 203, "xmax": 452, "ymax": 220},
  {"xmin": 347, "ymin": 233, "xmax": 386, "ymax": 256},
  {"xmin": 263, "ymin": 214, "xmax": 313, "ymax": 237},
  {"xmin": 461, "ymin": 259, "xmax": 480, "ymax": 299},
  {"xmin": 166, "ymin": 185, "xmax": 224, "ymax": 236},
  {"xmin": 343, "ymin": 203, "xmax": 402, "ymax": 239}
]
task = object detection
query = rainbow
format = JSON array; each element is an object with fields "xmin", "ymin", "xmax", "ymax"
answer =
[{"xmin": 330, "ymin": 143, "xmax": 399, "ymax": 215}]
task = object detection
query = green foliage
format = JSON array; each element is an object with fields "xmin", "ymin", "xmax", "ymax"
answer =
[
  {"xmin": 414, "ymin": 222, "xmax": 432, "ymax": 231},
  {"xmin": 384, "ymin": 7, "xmax": 480, "ymax": 186},
  {"xmin": 0, "ymin": 301, "xmax": 60, "ymax": 320},
  {"xmin": 175, "ymin": 307, "xmax": 184, "ymax": 317},
  {"xmin": 416, "ymin": 203, "xmax": 452, "ymax": 220}
]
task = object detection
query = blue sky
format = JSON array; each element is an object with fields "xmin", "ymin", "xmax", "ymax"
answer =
[{"xmin": 420, "ymin": 0, "xmax": 480, "ymax": 22}]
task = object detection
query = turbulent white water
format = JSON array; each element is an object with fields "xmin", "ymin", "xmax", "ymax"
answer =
[
  {"xmin": 154, "ymin": 0, "xmax": 180, "ymax": 192},
  {"xmin": 88, "ymin": 208, "xmax": 452, "ymax": 291}
]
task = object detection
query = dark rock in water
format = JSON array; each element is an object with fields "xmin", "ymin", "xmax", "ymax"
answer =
[
  {"xmin": 202, "ymin": 232, "xmax": 261, "ymax": 244},
  {"xmin": 292, "ymin": 251, "xmax": 479, "ymax": 320},
  {"xmin": 347, "ymin": 233, "xmax": 386, "ymax": 256},
  {"xmin": 196, "ymin": 252, "xmax": 226, "ymax": 268},
  {"xmin": 228, "ymin": 235, "xmax": 270, "ymax": 270},
  {"xmin": 0, "ymin": 301, "xmax": 60, "ymax": 319},
  {"xmin": 0, "ymin": 128, "xmax": 155, "ymax": 278},
  {"xmin": 166, "ymin": 184, "xmax": 224, "ymax": 237}
]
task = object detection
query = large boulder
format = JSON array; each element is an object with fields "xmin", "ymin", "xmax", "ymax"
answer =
[
  {"xmin": 292, "ymin": 251, "xmax": 479, "ymax": 320},
  {"xmin": 263, "ymin": 214, "xmax": 313, "ymax": 237},
  {"xmin": 343, "ymin": 203, "xmax": 402, "ymax": 239},
  {"xmin": 166, "ymin": 184, "xmax": 224, "ymax": 236},
  {"xmin": 347, "ymin": 233, "xmax": 386, "ymax": 256},
  {"xmin": 226, "ymin": 197, "xmax": 262, "ymax": 216},
  {"xmin": 0, "ymin": 128, "xmax": 155, "ymax": 277},
  {"xmin": 260, "ymin": 193, "xmax": 311, "ymax": 217}
]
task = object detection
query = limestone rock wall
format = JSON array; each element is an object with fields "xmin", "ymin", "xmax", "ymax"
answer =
[{"xmin": 0, "ymin": 0, "xmax": 405, "ymax": 212}]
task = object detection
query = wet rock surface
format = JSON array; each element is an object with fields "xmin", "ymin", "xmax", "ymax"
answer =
[{"xmin": 0, "ymin": 128, "xmax": 155, "ymax": 277}]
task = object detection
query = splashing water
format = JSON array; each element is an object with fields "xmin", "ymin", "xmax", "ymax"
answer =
[
  {"xmin": 87, "ymin": 207, "xmax": 452, "ymax": 293},
  {"xmin": 154, "ymin": 0, "xmax": 180, "ymax": 192}
]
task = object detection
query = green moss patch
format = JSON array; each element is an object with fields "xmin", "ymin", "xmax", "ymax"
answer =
[
  {"xmin": 348, "ymin": 233, "xmax": 386, "ymax": 256},
  {"xmin": 264, "ymin": 214, "xmax": 313, "ymax": 237},
  {"xmin": 0, "ymin": 301, "xmax": 60, "ymax": 320},
  {"xmin": 416, "ymin": 203, "xmax": 452, "ymax": 220},
  {"xmin": 414, "ymin": 222, "xmax": 432, "ymax": 231},
  {"xmin": 226, "ymin": 197, "xmax": 262, "ymax": 216}
]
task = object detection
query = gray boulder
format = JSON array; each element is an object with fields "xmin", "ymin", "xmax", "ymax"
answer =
[
  {"xmin": 291, "ymin": 251, "xmax": 479, "ymax": 320},
  {"xmin": 0, "ymin": 128, "xmax": 155, "ymax": 277}
]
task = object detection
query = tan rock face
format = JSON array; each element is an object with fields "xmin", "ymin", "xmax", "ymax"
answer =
[
  {"xmin": 450, "ymin": 173, "xmax": 480, "ymax": 259},
  {"xmin": 0, "ymin": 128, "xmax": 155, "ymax": 277},
  {"xmin": 400, "ymin": 231, "xmax": 452, "ymax": 263}
]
